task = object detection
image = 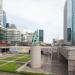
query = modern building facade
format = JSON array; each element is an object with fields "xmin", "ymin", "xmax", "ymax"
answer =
[
  {"xmin": 25, "ymin": 32, "xmax": 33, "ymax": 43},
  {"xmin": 0, "ymin": 0, "xmax": 7, "ymax": 46},
  {"xmin": 3, "ymin": 11, "xmax": 7, "ymax": 28},
  {"xmin": 0, "ymin": 0, "xmax": 6, "ymax": 27},
  {"xmin": 64, "ymin": 0, "xmax": 75, "ymax": 45},
  {"xmin": 0, "ymin": 11, "xmax": 6, "ymax": 27},
  {"xmin": 24, "ymin": 32, "xmax": 33, "ymax": 45},
  {"xmin": 6, "ymin": 24, "xmax": 21, "ymax": 46},
  {"xmin": 39, "ymin": 30, "xmax": 44, "ymax": 42}
]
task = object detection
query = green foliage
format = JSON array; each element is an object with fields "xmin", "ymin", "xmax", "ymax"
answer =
[
  {"xmin": 0, "ymin": 54, "xmax": 51, "ymax": 75},
  {"xmin": 0, "ymin": 62, "xmax": 16, "ymax": 72},
  {"xmin": 0, "ymin": 61, "xmax": 6, "ymax": 65},
  {"xmin": 0, "ymin": 54, "xmax": 31, "ymax": 72}
]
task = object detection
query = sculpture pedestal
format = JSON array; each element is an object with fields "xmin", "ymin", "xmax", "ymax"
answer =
[{"xmin": 31, "ymin": 46, "xmax": 41, "ymax": 68}]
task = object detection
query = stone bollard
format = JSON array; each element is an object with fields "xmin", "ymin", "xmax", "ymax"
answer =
[{"xmin": 31, "ymin": 46, "xmax": 41, "ymax": 68}]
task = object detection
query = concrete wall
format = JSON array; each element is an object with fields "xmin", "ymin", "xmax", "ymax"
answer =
[
  {"xmin": 59, "ymin": 46, "xmax": 75, "ymax": 75},
  {"xmin": 41, "ymin": 46, "xmax": 52, "ymax": 54},
  {"xmin": 9, "ymin": 46, "xmax": 30, "ymax": 53}
]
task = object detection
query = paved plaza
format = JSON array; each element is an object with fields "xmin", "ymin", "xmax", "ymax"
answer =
[
  {"xmin": 0, "ymin": 72, "xmax": 22, "ymax": 75},
  {"xmin": 17, "ymin": 54, "xmax": 68, "ymax": 75},
  {"xmin": 42, "ymin": 55, "xmax": 68, "ymax": 75}
]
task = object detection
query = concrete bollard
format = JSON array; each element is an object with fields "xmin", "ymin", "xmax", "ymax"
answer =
[{"xmin": 31, "ymin": 46, "xmax": 41, "ymax": 68}]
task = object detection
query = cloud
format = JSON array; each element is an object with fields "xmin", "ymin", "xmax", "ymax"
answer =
[{"xmin": 3, "ymin": 0, "xmax": 66, "ymax": 43}]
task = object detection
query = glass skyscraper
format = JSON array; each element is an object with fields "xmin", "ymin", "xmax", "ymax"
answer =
[
  {"xmin": 64, "ymin": 0, "xmax": 75, "ymax": 45},
  {"xmin": 0, "ymin": 0, "xmax": 7, "ymax": 46},
  {"xmin": 39, "ymin": 30, "xmax": 43, "ymax": 42}
]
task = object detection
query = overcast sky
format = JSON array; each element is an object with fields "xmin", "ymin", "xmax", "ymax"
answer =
[{"xmin": 3, "ymin": 0, "xmax": 66, "ymax": 43}]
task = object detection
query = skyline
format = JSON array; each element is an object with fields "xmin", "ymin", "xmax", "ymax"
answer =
[{"xmin": 3, "ymin": 0, "xmax": 66, "ymax": 43}]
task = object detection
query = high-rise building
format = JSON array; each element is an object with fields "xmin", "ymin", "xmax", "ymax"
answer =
[
  {"xmin": 0, "ymin": 11, "xmax": 6, "ymax": 27},
  {"xmin": 0, "ymin": 0, "xmax": 6, "ymax": 27},
  {"xmin": 0, "ymin": 0, "xmax": 7, "ymax": 46},
  {"xmin": 0, "ymin": 11, "xmax": 7, "ymax": 41},
  {"xmin": 64, "ymin": 0, "xmax": 75, "ymax": 45},
  {"xmin": 39, "ymin": 30, "xmax": 44, "ymax": 42},
  {"xmin": 3, "ymin": 11, "xmax": 6, "ymax": 27}
]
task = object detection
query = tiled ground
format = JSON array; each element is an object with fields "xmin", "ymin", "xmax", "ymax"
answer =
[{"xmin": 42, "ymin": 55, "xmax": 68, "ymax": 75}]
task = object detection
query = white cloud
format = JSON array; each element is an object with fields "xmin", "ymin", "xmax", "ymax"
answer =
[{"xmin": 3, "ymin": 0, "xmax": 66, "ymax": 43}]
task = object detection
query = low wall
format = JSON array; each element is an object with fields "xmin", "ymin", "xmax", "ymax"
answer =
[{"xmin": 9, "ymin": 46, "xmax": 31, "ymax": 53}]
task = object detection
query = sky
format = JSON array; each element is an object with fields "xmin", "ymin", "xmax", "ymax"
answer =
[{"xmin": 3, "ymin": 0, "xmax": 66, "ymax": 43}]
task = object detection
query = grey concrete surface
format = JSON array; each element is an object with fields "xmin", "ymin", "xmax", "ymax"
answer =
[
  {"xmin": 17, "ymin": 54, "xmax": 68, "ymax": 75},
  {"xmin": 42, "ymin": 55, "xmax": 68, "ymax": 75},
  {"xmin": 0, "ymin": 72, "xmax": 22, "ymax": 75}
]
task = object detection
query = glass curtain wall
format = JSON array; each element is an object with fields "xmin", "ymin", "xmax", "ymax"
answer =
[{"xmin": 72, "ymin": 0, "xmax": 75, "ymax": 44}]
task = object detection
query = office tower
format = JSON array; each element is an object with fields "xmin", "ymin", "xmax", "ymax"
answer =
[
  {"xmin": 0, "ymin": 0, "xmax": 6, "ymax": 27},
  {"xmin": 64, "ymin": 0, "xmax": 75, "ymax": 45},
  {"xmin": 39, "ymin": 30, "xmax": 44, "ymax": 42},
  {"xmin": 0, "ymin": 11, "xmax": 7, "ymax": 42},
  {"xmin": 0, "ymin": 11, "xmax": 6, "ymax": 27},
  {"xmin": 0, "ymin": 0, "xmax": 7, "ymax": 46},
  {"xmin": 3, "ymin": 11, "xmax": 6, "ymax": 27}
]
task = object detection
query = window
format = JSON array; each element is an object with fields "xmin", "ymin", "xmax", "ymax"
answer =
[{"xmin": 67, "ymin": 28, "xmax": 71, "ymax": 41}]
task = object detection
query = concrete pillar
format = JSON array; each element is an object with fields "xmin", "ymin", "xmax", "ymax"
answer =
[
  {"xmin": 31, "ymin": 46, "xmax": 41, "ymax": 68},
  {"xmin": 68, "ymin": 49, "xmax": 75, "ymax": 75},
  {"xmin": 68, "ymin": 60, "xmax": 75, "ymax": 75}
]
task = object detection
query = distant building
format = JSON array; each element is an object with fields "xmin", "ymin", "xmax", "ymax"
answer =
[
  {"xmin": 21, "ymin": 34, "xmax": 25, "ymax": 42},
  {"xmin": 39, "ymin": 30, "xmax": 44, "ymax": 42},
  {"xmin": 3, "ymin": 11, "xmax": 6, "ymax": 28},
  {"xmin": 6, "ymin": 23, "xmax": 10, "ymax": 28},
  {"xmin": 0, "ymin": 11, "xmax": 6, "ymax": 28},
  {"xmin": 25, "ymin": 32, "xmax": 33, "ymax": 45},
  {"xmin": 6, "ymin": 24, "xmax": 21, "ymax": 46},
  {"xmin": 64, "ymin": 0, "xmax": 75, "ymax": 45},
  {"xmin": 52, "ymin": 39, "xmax": 64, "ymax": 46},
  {"xmin": 0, "ymin": 0, "xmax": 7, "ymax": 46},
  {"xmin": 0, "ymin": 27, "xmax": 7, "ymax": 46}
]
